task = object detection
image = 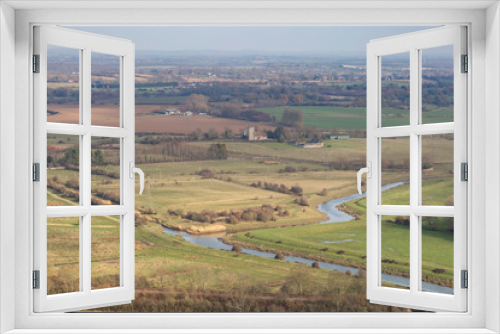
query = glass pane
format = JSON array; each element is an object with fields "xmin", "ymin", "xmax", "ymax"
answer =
[
  {"xmin": 91, "ymin": 137, "xmax": 121, "ymax": 205},
  {"xmin": 92, "ymin": 52, "xmax": 120, "ymax": 127},
  {"xmin": 421, "ymin": 45, "xmax": 454, "ymax": 124},
  {"xmin": 381, "ymin": 52, "xmax": 410, "ymax": 127},
  {"xmin": 47, "ymin": 44, "xmax": 80, "ymax": 124},
  {"xmin": 47, "ymin": 134, "xmax": 80, "ymax": 206},
  {"xmin": 421, "ymin": 217, "xmax": 454, "ymax": 294},
  {"xmin": 421, "ymin": 134, "xmax": 454, "ymax": 206},
  {"xmin": 381, "ymin": 215, "xmax": 410, "ymax": 289},
  {"xmin": 91, "ymin": 215, "xmax": 121, "ymax": 290},
  {"xmin": 381, "ymin": 137, "xmax": 410, "ymax": 205},
  {"xmin": 47, "ymin": 216, "xmax": 80, "ymax": 295}
]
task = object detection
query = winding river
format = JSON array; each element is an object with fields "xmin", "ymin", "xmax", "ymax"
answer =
[{"xmin": 162, "ymin": 181, "xmax": 453, "ymax": 295}]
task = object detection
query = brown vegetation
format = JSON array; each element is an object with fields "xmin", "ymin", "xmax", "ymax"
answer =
[{"xmin": 170, "ymin": 204, "xmax": 284, "ymax": 225}]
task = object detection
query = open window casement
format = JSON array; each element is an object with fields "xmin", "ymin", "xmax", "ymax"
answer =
[
  {"xmin": 33, "ymin": 26, "xmax": 137, "ymax": 312},
  {"xmin": 365, "ymin": 26, "xmax": 467, "ymax": 312}
]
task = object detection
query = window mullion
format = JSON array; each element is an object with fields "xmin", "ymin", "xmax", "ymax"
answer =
[
  {"xmin": 409, "ymin": 47, "xmax": 420, "ymax": 294},
  {"xmin": 82, "ymin": 47, "xmax": 92, "ymax": 295}
]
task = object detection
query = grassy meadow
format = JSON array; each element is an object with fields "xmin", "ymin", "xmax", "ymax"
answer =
[
  {"xmin": 45, "ymin": 133, "xmax": 454, "ymax": 312},
  {"xmin": 257, "ymin": 106, "xmax": 454, "ymax": 130}
]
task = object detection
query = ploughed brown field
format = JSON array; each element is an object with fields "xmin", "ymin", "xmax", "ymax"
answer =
[{"xmin": 47, "ymin": 104, "xmax": 276, "ymax": 134}]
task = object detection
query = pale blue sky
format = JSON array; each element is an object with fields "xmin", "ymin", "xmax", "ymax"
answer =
[{"xmin": 70, "ymin": 26, "xmax": 446, "ymax": 56}]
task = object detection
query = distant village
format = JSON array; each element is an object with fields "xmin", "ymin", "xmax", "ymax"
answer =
[
  {"xmin": 244, "ymin": 127, "xmax": 349, "ymax": 149},
  {"xmin": 153, "ymin": 108, "xmax": 207, "ymax": 117}
]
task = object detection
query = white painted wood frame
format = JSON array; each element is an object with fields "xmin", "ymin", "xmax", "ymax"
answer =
[
  {"xmin": 32, "ymin": 26, "xmax": 135, "ymax": 312},
  {"xmin": 1, "ymin": 3, "xmax": 495, "ymax": 333},
  {"xmin": 366, "ymin": 26, "xmax": 467, "ymax": 312}
]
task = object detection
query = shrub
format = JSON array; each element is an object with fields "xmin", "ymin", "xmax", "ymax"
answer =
[
  {"xmin": 184, "ymin": 210, "xmax": 217, "ymax": 223},
  {"xmin": 141, "ymin": 207, "xmax": 157, "ymax": 215},
  {"xmin": 295, "ymin": 196, "xmax": 310, "ymax": 207},
  {"xmin": 423, "ymin": 217, "xmax": 439, "ymax": 231},
  {"xmin": 290, "ymin": 186, "xmax": 303, "ymax": 196},
  {"xmin": 94, "ymin": 190, "xmax": 120, "ymax": 204},
  {"xmin": 275, "ymin": 252, "xmax": 285, "ymax": 260},
  {"xmin": 227, "ymin": 215, "xmax": 240, "ymax": 225},
  {"xmin": 394, "ymin": 216, "xmax": 410, "ymax": 226},
  {"xmin": 135, "ymin": 213, "xmax": 148, "ymax": 227},
  {"xmin": 65, "ymin": 178, "xmax": 79, "ymax": 190},
  {"xmin": 422, "ymin": 154, "xmax": 434, "ymax": 169},
  {"xmin": 242, "ymin": 211, "xmax": 257, "ymax": 221},
  {"xmin": 232, "ymin": 245, "xmax": 242, "ymax": 253},
  {"xmin": 195, "ymin": 168, "xmax": 215, "ymax": 179},
  {"xmin": 381, "ymin": 258, "xmax": 397, "ymax": 264}
]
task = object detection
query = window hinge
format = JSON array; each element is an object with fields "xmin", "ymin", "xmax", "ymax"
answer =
[
  {"xmin": 461, "ymin": 54, "xmax": 468, "ymax": 73},
  {"xmin": 33, "ymin": 163, "xmax": 40, "ymax": 182},
  {"xmin": 461, "ymin": 162, "xmax": 468, "ymax": 182},
  {"xmin": 33, "ymin": 270, "xmax": 40, "ymax": 289},
  {"xmin": 461, "ymin": 270, "xmax": 468, "ymax": 289},
  {"xmin": 33, "ymin": 54, "xmax": 40, "ymax": 73}
]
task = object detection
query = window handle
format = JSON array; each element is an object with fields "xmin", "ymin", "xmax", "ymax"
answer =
[
  {"xmin": 129, "ymin": 162, "xmax": 145, "ymax": 195},
  {"xmin": 357, "ymin": 162, "xmax": 371, "ymax": 194}
]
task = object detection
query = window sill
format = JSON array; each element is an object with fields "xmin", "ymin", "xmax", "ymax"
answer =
[{"xmin": 4, "ymin": 329, "xmax": 498, "ymax": 334}]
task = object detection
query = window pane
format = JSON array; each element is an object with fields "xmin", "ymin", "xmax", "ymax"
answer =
[
  {"xmin": 380, "ymin": 215, "xmax": 410, "ymax": 289},
  {"xmin": 421, "ymin": 217, "xmax": 454, "ymax": 294},
  {"xmin": 381, "ymin": 137, "xmax": 410, "ymax": 205},
  {"xmin": 47, "ymin": 216, "xmax": 80, "ymax": 295},
  {"xmin": 91, "ymin": 137, "xmax": 121, "ymax": 205},
  {"xmin": 381, "ymin": 52, "xmax": 410, "ymax": 127},
  {"xmin": 421, "ymin": 134, "xmax": 454, "ymax": 206},
  {"xmin": 92, "ymin": 52, "xmax": 120, "ymax": 127},
  {"xmin": 47, "ymin": 44, "xmax": 80, "ymax": 124},
  {"xmin": 47, "ymin": 134, "xmax": 80, "ymax": 206},
  {"xmin": 91, "ymin": 215, "xmax": 121, "ymax": 290},
  {"xmin": 421, "ymin": 45, "xmax": 454, "ymax": 124}
]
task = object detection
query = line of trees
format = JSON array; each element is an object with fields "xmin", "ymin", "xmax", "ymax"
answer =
[
  {"xmin": 135, "ymin": 141, "xmax": 228, "ymax": 164},
  {"xmin": 250, "ymin": 181, "xmax": 303, "ymax": 196}
]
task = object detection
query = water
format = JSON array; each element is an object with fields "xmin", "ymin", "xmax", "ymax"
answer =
[
  {"xmin": 317, "ymin": 181, "xmax": 407, "ymax": 224},
  {"xmin": 162, "ymin": 181, "xmax": 453, "ymax": 295}
]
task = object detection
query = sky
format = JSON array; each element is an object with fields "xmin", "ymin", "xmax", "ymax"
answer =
[{"xmin": 69, "ymin": 26, "xmax": 447, "ymax": 57}]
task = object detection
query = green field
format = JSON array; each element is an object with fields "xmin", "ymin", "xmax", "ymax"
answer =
[{"xmin": 257, "ymin": 106, "xmax": 453, "ymax": 130}]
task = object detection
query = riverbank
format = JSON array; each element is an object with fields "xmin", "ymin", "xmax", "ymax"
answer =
[
  {"xmin": 160, "ymin": 180, "xmax": 453, "ymax": 294},
  {"xmin": 221, "ymin": 181, "xmax": 454, "ymax": 291},
  {"xmin": 220, "ymin": 233, "xmax": 366, "ymax": 270}
]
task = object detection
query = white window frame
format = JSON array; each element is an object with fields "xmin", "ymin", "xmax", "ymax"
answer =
[
  {"xmin": 0, "ymin": 2, "xmax": 499, "ymax": 333},
  {"xmin": 366, "ymin": 26, "xmax": 467, "ymax": 312},
  {"xmin": 33, "ymin": 26, "xmax": 136, "ymax": 313}
]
